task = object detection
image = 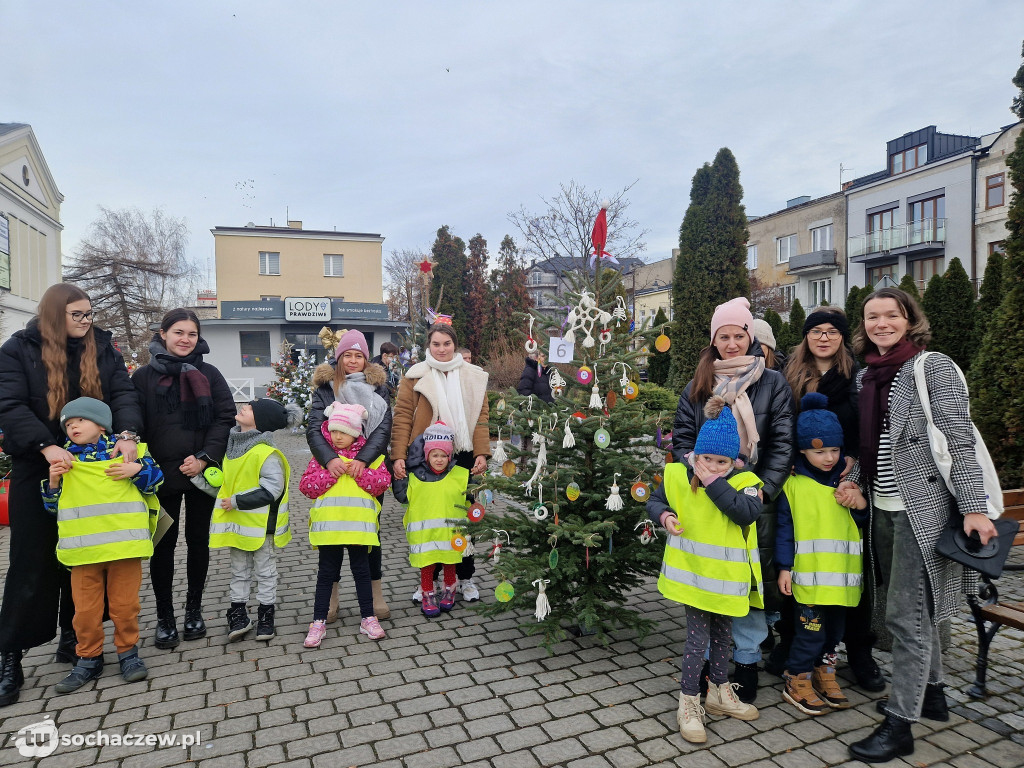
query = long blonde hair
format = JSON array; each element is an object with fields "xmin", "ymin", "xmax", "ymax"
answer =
[{"xmin": 38, "ymin": 283, "xmax": 102, "ymax": 419}]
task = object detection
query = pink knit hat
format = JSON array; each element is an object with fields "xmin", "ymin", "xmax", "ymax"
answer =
[
  {"xmin": 325, "ymin": 402, "xmax": 366, "ymax": 437},
  {"xmin": 710, "ymin": 297, "xmax": 754, "ymax": 342},
  {"xmin": 335, "ymin": 329, "xmax": 370, "ymax": 361},
  {"xmin": 422, "ymin": 421, "xmax": 455, "ymax": 459}
]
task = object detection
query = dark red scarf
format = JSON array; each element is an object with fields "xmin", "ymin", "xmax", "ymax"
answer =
[{"xmin": 858, "ymin": 338, "xmax": 922, "ymax": 480}]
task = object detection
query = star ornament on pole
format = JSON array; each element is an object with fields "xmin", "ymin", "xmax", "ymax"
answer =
[
  {"xmin": 589, "ymin": 200, "xmax": 620, "ymax": 268},
  {"xmin": 417, "ymin": 257, "xmax": 435, "ymax": 275}
]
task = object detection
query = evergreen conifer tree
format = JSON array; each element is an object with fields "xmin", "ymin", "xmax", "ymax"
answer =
[
  {"xmin": 973, "ymin": 250, "xmax": 1005, "ymax": 364},
  {"xmin": 845, "ymin": 285, "xmax": 864, "ymax": 334},
  {"xmin": 971, "ymin": 42, "xmax": 1024, "ymax": 487},
  {"xmin": 898, "ymin": 272, "xmax": 921, "ymax": 300},
  {"xmin": 471, "ymin": 275, "xmax": 664, "ymax": 646},
  {"xmin": 764, "ymin": 308, "xmax": 783, "ymax": 341},
  {"xmin": 266, "ymin": 345, "xmax": 315, "ymax": 426},
  {"xmin": 928, "ymin": 258, "xmax": 975, "ymax": 371},
  {"xmin": 921, "ymin": 271, "xmax": 947, "ymax": 353},
  {"xmin": 646, "ymin": 307, "xmax": 671, "ymax": 386},
  {"xmin": 485, "ymin": 235, "xmax": 533, "ymax": 359},
  {"xmin": 429, "ymin": 225, "xmax": 468, "ymax": 343},
  {"xmin": 669, "ymin": 149, "xmax": 749, "ymax": 387},
  {"xmin": 464, "ymin": 234, "xmax": 490, "ymax": 360},
  {"xmin": 777, "ymin": 299, "xmax": 805, "ymax": 354}
]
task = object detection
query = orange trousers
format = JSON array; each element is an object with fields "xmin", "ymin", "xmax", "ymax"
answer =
[{"xmin": 70, "ymin": 558, "xmax": 142, "ymax": 658}]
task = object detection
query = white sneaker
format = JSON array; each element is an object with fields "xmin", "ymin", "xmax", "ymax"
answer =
[
  {"xmin": 677, "ymin": 693, "xmax": 706, "ymax": 743},
  {"xmin": 460, "ymin": 578, "xmax": 480, "ymax": 602}
]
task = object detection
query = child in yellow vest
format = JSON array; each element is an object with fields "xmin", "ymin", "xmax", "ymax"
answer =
[
  {"xmin": 299, "ymin": 403, "xmax": 391, "ymax": 646},
  {"xmin": 646, "ymin": 397, "xmax": 763, "ymax": 743},
  {"xmin": 192, "ymin": 398, "xmax": 298, "ymax": 642},
  {"xmin": 392, "ymin": 421, "xmax": 467, "ymax": 618},
  {"xmin": 42, "ymin": 397, "xmax": 164, "ymax": 694},
  {"xmin": 776, "ymin": 392, "xmax": 867, "ymax": 716}
]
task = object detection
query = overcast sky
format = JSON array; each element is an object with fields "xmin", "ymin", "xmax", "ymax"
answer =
[{"xmin": 7, "ymin": 1, "xmax": 1024, "ymax": 289}]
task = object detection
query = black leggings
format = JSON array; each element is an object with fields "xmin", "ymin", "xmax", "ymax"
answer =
[
  {"xmin": 150, "ymin": 486, "xmax": 215, "ymax": 606},
  {"xmin": 315, "ymin": 545, "xmax": 373, "ymax": 620}
]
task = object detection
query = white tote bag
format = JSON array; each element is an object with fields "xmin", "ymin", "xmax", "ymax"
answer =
[{"xmin": 912, "ymin": 352, "xmax": 1003, "ymax": 519}]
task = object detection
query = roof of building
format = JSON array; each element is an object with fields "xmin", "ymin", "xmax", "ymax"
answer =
[
  {"xmin": 746, "ymin": 190, "xmax": 844, "ymax": 225},
  {"xmin": 212, "ymin": 225, "xmax": 382, "ymax": 239},
  {"xmin": 0, "ymin": 123, "xmax": 30, "ymax": 138},
  {"xmin": 846, "ymin": 125, "xmax": 981, "ymax": 191}
]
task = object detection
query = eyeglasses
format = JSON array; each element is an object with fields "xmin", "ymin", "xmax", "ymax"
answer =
[
  {"xmin": 66, "ymin": 310, "xmax": 95, "ymax": 323},
  {"xmin": 807, "ymin": 329, "xmax": 842, "ymax": 340}
]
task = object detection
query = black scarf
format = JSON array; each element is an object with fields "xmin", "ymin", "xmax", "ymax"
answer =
[
  {"xmin": 858, "ymin": 338, "xmax": 921, "ymax": 480},
  {"xmin": 147, "ymin": 336, "xmax": 214, "ymax": 430}
]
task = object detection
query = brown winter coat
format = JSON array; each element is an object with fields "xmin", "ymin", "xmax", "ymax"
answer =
[{"xmin": 391, "ymin": 361, "xmax": 490, "ymax": 461}]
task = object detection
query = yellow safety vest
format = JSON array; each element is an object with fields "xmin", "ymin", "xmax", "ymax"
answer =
[
  {"xmin": 783, "ymin": 474, "xmax": 863, "ymax": 607},
  {"xmin": 210, "ymin": 444, "xmax": 291, "ymax": 551},
  {"xmin": 657, "ymin": 464, "xmax": 764, "ymax": 617},
  {"xmin": 56, "ymin": 443, "xmax": 160, "ymax": 567},
  {"xmin": 403, "ymin": 466, "xmax": 469, "ymax": 569},
  {"xmin": 309, "ymin": 455, "xmax": 383, "ymax": 547}
]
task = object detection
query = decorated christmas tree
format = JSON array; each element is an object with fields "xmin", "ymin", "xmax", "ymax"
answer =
[
  {"xmin": 469, "ymin": 274, "xmax": 671, "ymax": 647},
  {"xmin": 265, "ymin": 341, "xmax": 316, "ymax": 427}
]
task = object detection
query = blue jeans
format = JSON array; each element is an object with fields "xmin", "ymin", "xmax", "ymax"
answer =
[
  {"xmin": 875, "ymin": 505, "xmax": 943, "ymax": 722},
  {"xmin": 731, "ymin": 608, "xmax": 769, "ymax": 664},
  {"xmin": 786, "ymin": 603, "xmax": 845, "ymax": 674}
]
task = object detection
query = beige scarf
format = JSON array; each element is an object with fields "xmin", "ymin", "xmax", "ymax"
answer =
[{"xmin": 712, "ymin": 356, "xmax": 765, "ymax": 464}]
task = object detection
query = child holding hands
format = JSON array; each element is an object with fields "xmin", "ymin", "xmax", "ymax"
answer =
[
  {"xmin": 299, "ymin": 402, "xmax": 391, "ymax": 646},
  {"xmin": 43, "ymin": 398, "xmax": 164, "ymax": 693},
  {"xmin": 775, "ymin": 393, "xmax": 867, "ymax": 715},
  {"xmin": 647, "ymin": 397, "xmax": 763, "ymax": 743}
]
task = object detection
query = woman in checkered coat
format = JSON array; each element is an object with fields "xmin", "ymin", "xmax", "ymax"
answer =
[{"xmin": 838, "ymin": 287, "xmax": 997, "ymax": 763}]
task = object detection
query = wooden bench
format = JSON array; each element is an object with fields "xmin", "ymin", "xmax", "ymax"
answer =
[{"xmin": 967, "ymin": 488, "xmax": 1024, "ymax": 698}]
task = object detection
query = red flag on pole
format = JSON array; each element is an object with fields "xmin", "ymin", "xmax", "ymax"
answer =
[{"xmin": 590, "ymin": 204, "xmax": 619, "ymax": 267}]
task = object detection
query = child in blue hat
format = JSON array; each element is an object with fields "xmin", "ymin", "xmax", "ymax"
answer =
[{"xmin": 646, "ymin": 396, "xmax": 764, "ymax": 743}]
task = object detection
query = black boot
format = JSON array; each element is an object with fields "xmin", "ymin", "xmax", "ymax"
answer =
[
  {"xmin": 256, "ymin": 605, "xmax": 275, "ymax": 641},
  {"xmin": 764, "ymin": 636, "xmax": 792, "ymax": 677},
  {"xmin": 54, "ymin": 628, "xmax": 78, "ymax": 664},
  {"xmin": 55, "ymin": 655, "xmax": 104, "ymax": 694},
  {"xmin": 0, "ymin": 651, "xmax": 24, "ymax": 707},
  {"xmin": 226, "ymin": 602, "xmax": 253, "ymax": 642},
  {"xmin": 183, "ymin": 591, "xmax": 207, "ymax": 641},
  {"xmin": 876, "ymin": 682, "xmax": 949, "ymax": 722},
  {"xmin": 732, "ymin": 661, "xmax": 758, "ymax": 704},
  {"xmin": 847, "ymin": 646, "xmax": 886, "ymax": 692},
  {"xmin": 849, "ymin": 713, "xmax": 914, "ymax": 763},
  {"xmin": 154, "ymin": 601, "xmax": 180, "ymax": 650}
]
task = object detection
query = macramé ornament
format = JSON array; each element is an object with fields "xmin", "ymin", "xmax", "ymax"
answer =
[
  {"xmin": 612, "ymin": 295, "xmax": 628, "ymax": 326},
  {"xmin": 563, "ymin": 291, "xmax": 612, "ymax": 348},
  {"xmin": 525, "ymin": 315, "xmax": 538, "ymax": 354},
  {"xmin": 588, "ymin": 369, "xmax": 602, "ymax": 409},
  {"xmin": 562, "ymin": 416, "xmax": 576, "ymax": 448},
  {"xmin": 492, "ymin": 428, "xmax": 508, "ymax": 465},
  {"xmin": 605, "ymin": 473, "xmax": 624, "ymax": 511},
  {"xmin": 533, "ymin": 579, "xmax": 551, "ymax": 622},
  {"xmin": 463, "ymin": 534, "xmax": 476, "ymax": 557},
  {"xmin": 524, "ymin": 432, "xmax": 547, "ymax": 496}
]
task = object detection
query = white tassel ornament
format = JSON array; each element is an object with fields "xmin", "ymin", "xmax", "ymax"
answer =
[
  {"xmin": 605, "ymin": 473, "xmax": 624, "ymax": 511},
  {"xmin": 492, "ymin": 429, "xmax": 508, "ymax": 464},
  {"xmin": 463, "ymin": 535, "xmax": 475, "ymax": 557},
  {"xmin": 562, "ymin": 417, "xmax": 576, "ymax": 448},
  {"xmin": 533, "ymin": 579, "xmax": 551, "ymax": 622}
]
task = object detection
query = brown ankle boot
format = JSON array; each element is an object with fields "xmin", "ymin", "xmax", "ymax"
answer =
[
  {"xmin": 371, "ymin": 580, "xmax": 390, "ymax": 620},
  {"xmin": 326, "ymin": 582, "xmax": 340, "ymax": 624},
  {"xmin": 783, "ymin": 670, "xmax": 829, "ymax": 716},
  {"xmin": 812, "ymin": 665, "xmax": 850, "ymax": 709}
]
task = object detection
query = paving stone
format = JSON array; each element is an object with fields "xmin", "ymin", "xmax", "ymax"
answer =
[
  {"xmin": 311, "ymin": 745, "xmax": 376, "ymax": 768},
  {"xmin": 285, "ymin": 732, "xmax": 342, "ymax": 760},
  {"xmin": 374, "ymin": 732, "xmax": 430, "ymax": 760},
  {"xmin": 532, "ymin": 736, "xmax": 588, "ymax": 766},
  {"xmin": 254, "ymin": 721, "xmax": 309, "ymax": 748}
]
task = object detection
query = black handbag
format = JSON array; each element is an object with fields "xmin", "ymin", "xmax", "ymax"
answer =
[{"xmin": 936, "ymin": 514, "xmax": 1018, "ymax": 579}]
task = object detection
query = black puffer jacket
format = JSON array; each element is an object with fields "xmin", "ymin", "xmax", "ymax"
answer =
[
  {"xmin": 132, "ymin": 357, "xmax": 236, "ymax": 492},
  {"xmin": 516, "ymin": 357, "xmax": 553, "ymax": 403},
  {"xmin": 307, "ymin": 361, "xmax": 393, "ymax": 470},
  {"xmin": 0, "ymin": 320, "xmax": 142, "ymax": 456}
]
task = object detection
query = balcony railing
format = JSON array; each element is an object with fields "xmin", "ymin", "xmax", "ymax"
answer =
[
  {"xmin": 787, "ymin": 249, "xmax": 837, "ymax": 273},
  {"xmin": 847, "ymin": 219, "xmax": 946, "ymax": 259},
  {"xmin": 528, "ymin": 273, "xmax": 559, "ymax": 286}
]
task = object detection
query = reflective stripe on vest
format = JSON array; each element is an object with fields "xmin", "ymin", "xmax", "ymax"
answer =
[
  {"xmin": 56, "ymin": 444, "xmax": 157, "ymax": 566},
  {"xmin": 309, "ymin": 455, "xmax": 384, "ymax": 547},
  {"xmin": 211, "ymin": 444, "xmax": 292, "ymax": 551},
  {"xmin": 783, "ymin": 473, "xmax": 863, "ymax": 607},
  {"xmin": 656, "ymin": 463, "xmax": 764, "ymax": 617},
  {"xmin": 403, "ymin": 466, "xmax": 469, "ymax": 569}
]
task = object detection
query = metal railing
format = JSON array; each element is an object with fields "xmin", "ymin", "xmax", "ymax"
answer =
[{"xmin": 847, "ymin": 219, "xmax": 946, "ymax": 258}]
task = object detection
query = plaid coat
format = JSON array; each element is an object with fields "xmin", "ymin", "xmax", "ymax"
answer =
[{"xmin": 847, "ymin": 350, "xmax": 984, "ymax": 622}]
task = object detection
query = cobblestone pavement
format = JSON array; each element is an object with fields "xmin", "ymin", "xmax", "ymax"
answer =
[{"xmin": 1, "ymin": 431, "xmax": 1021, "ymax": 767}]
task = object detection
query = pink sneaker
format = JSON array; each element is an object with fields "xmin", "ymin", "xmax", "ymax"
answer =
[
  {"xmin": 359, "ymin": 616, "xmax": 386, "ymax": 640},
  {"xmin": 303, "ymin": 620, "xmax": 327, "ymax": 648},
  {"xmin": 421, "ymin": 591, "xmax": 440, "ymax": 618},
  {"xmin": 439, "ymin": 585, "xmax": 457, "ymax": 612}
]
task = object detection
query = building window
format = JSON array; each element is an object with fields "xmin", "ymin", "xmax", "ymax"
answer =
[
  {"xmin": 259, "ymin": 251, "xmax": 280, "ymax": 275},
  {"xmin": 908, "ymin": 195, "xmax": 945, "ymax": 243},
  {"xmin": 810, "ymin": 224, "xmax": 833, "ymax": 251},
  {"xmin": 911, "ymin": 256, "xmax": 944, "ymax": 293},
  {"xmin": 777, "ymin": 234, "xmax": 797, "ymax": 264},
  {"xmin": 891, "ymin": 144, "xmax": 927, "ymax": 175},
  {"xmin": 867, "ymin": 207, "xmax": 897, "ymax": 232},
  {"xmin": 865, "ymin": 264, "xmax": 897, "ymax": 287},
  {"xmin": 528, "ymin": 271, "xmax": 545, "ymax": 285},
  {"xmin": 989, "ymin": 241, "xmax": 1005, "ymax": 256},
  {"xmin": 239, "ymin": 331, "xmax": 272, "ymax": 367},
  {"xmin": 260, "ymin": 295, "xmax": 280, "ymax": 301},
  {"xmin": 324, "ymin": 254, "xmax": 344, "ymax": 277},
  {"xmin": 986, "ymin": 174, "xmax": 1005, "ymax": 209},
  {"xmin": 809, "ymin": 278, "xmax": 832, "ymax": 306},
  {"xmin": 780, "ymin": 283, "xmax": 797, "ymax": 307},
  {"xmin": 746, "ymin": 244, "xmax": 758, "ymax": 269}
]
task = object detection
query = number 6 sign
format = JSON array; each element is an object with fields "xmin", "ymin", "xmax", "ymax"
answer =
[{"xmin": 548, "ymin": 336, "xmax": 574, "ymax": 363}]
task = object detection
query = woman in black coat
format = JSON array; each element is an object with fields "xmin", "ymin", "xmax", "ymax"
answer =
[
  {"xmin": 0, "ymin": 283, "xmax": 142, "ymax": 707},
  {"xmin": 516, "ymin": 352, "xmax": 554, "ymax": 403},
  {"xmin": 671, "ymin": 297, "xmax": 794, "ymax": 704},
  {"xmin": 132, "ymin": 309, "xmax": 235, "ymax": 649}
]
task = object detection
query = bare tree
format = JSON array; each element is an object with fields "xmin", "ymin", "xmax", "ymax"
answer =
[
  {"xmin": 64, "ymin": 207, "xmax": 198, "ymax": 354},
  {"xmin": 748, "ymin": 273, "xmax": 791, "ymax": 316},
  {"xmin": 507, "ymin": 180, "xmax": 649, "ymax": 290},
  {"xmin": 383, "ymin": 247, "xmax": 428, "ymax": 322}
]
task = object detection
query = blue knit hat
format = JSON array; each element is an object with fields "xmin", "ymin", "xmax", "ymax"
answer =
[
  {"xmin": 797, "ymin": 392, "xmax": 844, "ymax": 450},
  {"xmin": 693, "ymin": 396, "xmax": 740, "ymax": 460}
]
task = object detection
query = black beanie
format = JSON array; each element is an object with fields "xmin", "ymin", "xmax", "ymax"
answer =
[
  {"xmin": 249, "ymin": 399, "xmax": 288, "ymax": 432},
  {"xmin": 803, "ymin": 310, "xmax": 850, "ymax": 341}
]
